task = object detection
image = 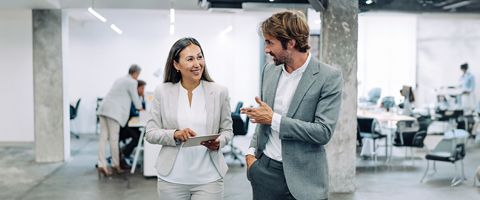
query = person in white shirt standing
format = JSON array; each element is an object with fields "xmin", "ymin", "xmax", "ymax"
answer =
[
  {"xmin": 97, "ymin": 64, "xmax": 144, "ymax": 176},
  {"xmin": 146, "ymin": 37, "xmax": 233, "ymax": 200},
  {"xmin": 241, "ymin": 11, "xmax": 343, "ymax": 200},
  {"xmin": 459, "ymin": 63, "xmax": 476, "ymax": 115}
]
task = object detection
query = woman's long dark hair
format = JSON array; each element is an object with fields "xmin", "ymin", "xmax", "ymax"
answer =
[{"xmin": 164, "ymin": 37, "xmax": 214, "ymax": 83}]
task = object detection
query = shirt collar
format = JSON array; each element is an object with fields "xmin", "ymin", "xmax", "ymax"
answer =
[
  {"xmin": 179, "ymin": 81, "xmax": 203, "ymax": 94},
  {"xmin": 282, "ymin": 52, "xmax": 311, "ymax": 76}
]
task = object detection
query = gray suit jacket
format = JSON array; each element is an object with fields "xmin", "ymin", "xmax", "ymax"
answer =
[
  {"xmin": 145, "ymin": 81, "xmax": 233, "ymax": 178},
  {"xmin": 250, "ymin": 58, "xmax": 343, "ymax": 200},
  {"xmin": 97, "ymin": 75, "xmax": 142, "ymax": 127}
]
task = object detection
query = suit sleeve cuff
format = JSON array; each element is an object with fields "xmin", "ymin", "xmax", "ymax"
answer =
[
  {"xmin": 246, "ymin": 147, "xmax": 256, "ymax": 156},
  {"xmin": 271, "ymin": 113, "xmax": 282, "ymax": 133}
]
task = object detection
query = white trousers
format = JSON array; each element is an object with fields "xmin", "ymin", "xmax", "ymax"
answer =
[
  {"xmin": 98, "ymin": 116, "xmax": 120, "ymax": 168},
  {"xmin": 462, "ymin": 93, "xmax": 476, "ymax": 114},
  {"xmin": 157, "ymin": 178, "xmax": 223, "ymax": 200}
]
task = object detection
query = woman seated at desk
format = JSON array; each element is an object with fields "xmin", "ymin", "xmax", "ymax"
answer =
[{"xmin": 435, "ymin": 95, "xmax": 450, "ymax": 112}]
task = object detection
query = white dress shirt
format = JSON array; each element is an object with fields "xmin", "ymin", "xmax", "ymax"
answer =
[
  {"xmin": 158, "ymin": 82, "xmax": 221, "ymax": 184},
  {"xmin": 247, "ymin": 53, "xmax": 311, "ymax": 162}
]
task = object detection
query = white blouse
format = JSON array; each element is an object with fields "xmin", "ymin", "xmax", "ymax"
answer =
[{"xmin": 158, "ymin": 82, "xmax": 221, "ymax": 184}]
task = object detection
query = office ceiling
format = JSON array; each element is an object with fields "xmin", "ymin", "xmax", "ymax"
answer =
[
  {"xmin": 1, "ymin": 0, "xmax": 479, "ymax": 13},
  {"xmin": 359, "ymin": 0, "xmax": 480, "ymax": 13},
  {"xmin": 0, "ymin": 0, "xmax": 200, "ymax": 10}
]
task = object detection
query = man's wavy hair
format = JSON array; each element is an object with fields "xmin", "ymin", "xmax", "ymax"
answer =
[{"xmin": 261, "ymin": 10, "xmax": 310, "ymax": 52}]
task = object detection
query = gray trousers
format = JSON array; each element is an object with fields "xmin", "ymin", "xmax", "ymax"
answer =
[
  {"xmin": 248, "ymin": 154, "xmax": 328, "ymax": 200},
  {"xmin": 247, "ymin": 154, "xmax": 296, "ymax": 200}
]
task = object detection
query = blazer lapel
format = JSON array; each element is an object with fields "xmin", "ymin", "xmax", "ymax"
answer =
[
  {"xmin": 265, "ymin": 66, "xmax": 282, "ymax": 108},
  {"xmin": 287, "ymin": 58, "xmax": 319, "ymax": 118},
  {"xmin": 169, "ymin": 83, "xmax": 180, "ymax": 129},
  {"xmin": 203, "ymin": 81, "xmax": 215, "ymax": 135}
]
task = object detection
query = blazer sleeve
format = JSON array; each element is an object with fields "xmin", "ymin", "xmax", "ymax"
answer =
[
  {"xmin": 279, "ymin": 69, "xmax": 343, "ymax": 145},
  {"xmin": 216, "ymin": 87, "xmax": 233, "ymax": 149},
  {"xmin": 128, "ymin": 79, "xmax": 143, "ymax": 110},
  {"xmin": 145, "ymin": 86, "xmax": 178, "ymax": 147}
]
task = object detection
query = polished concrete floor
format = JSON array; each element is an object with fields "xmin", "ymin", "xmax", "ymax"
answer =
[{"xmin": 1, "ymin": 134, "xmax": 480, "ymax": 200}]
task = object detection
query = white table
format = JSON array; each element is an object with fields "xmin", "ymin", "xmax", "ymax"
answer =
[{"xmin": 357, "ymin": 109, "xmax": 417, "ymax": 161}]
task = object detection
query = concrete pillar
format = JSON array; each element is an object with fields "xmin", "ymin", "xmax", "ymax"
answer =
[
  {"xmin": 320, "ymin": 0, "xmax": 358, "ymax": 193},
  {"xmin": 32, "ymin": 9, "xmax": 70, "ymax": 162}
]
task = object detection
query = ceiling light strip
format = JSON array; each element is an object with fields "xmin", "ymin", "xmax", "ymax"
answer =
[
  {"xmin": 88, "ymin": 7, "xmax": 107, "ymax": 22},
  {"xmin": 110, "ymin": 24, "xmax": 123, "ymax": 35}
]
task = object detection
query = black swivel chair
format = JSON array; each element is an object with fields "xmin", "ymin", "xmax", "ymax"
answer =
[
  {"xmin": 225, "ymin": 101, "xmax": 249, "ymax": 167},
  {"xmin": 392, "ymin": 120, "xmax": 427, "ymax": 161},
  {"xmin": 357, "ymin": 118, "xmax": 387, "ymax": 161},
  {"xmin": 70, "ymin": 99, "xmax": 81, "ymax": 139}
]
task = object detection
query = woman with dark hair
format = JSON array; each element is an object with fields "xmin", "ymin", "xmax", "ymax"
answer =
[{"xmin": 145, "ymin": 37, "xmax": 233, "ymax": 200}]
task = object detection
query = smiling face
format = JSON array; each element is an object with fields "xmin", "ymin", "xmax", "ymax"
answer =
[
  {"xmin": 174, "ymin": 44, "xmax": 205, "ymax": 84},
  {"xmin": 263, "ymin": 34, "xmax": 291, "ymax": 66}
]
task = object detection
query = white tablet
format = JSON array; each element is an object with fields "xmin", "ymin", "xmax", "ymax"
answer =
[{"xmin": 182, "ymin": 134, "xmax": 220, "ymax": 148}]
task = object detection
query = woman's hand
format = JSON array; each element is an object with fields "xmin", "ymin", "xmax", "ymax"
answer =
[
  {"xmin": 174, "ymin": 128, "xmax": 197, "ymax": 142},
  {"xmin": 201, "ymin": 138, "xmax": 220, "ymax": 151}
]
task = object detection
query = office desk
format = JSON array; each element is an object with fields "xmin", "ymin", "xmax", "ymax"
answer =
[
  {"xmin": 128, "ymin": 115, "xmax": 162, "ymax": 177},
  {"xmin": 357, "ymin": 109, "xmax": 416, "ymax": 123},
  {"xmin": 357, "ymin": 109, "xmax": 417, "ymax": 161}
]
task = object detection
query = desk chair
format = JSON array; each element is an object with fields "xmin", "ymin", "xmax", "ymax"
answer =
[
  {"xmin": 421, "ymin": 129, "xmax": 467, "ymax": 186},
  {"xmin": 380, "ymin": 96, "xmax": 395, "ymax": 111},
  {"xmin": 70, "ymin": 99, "xmax": 81, "ymax": 139},
  {"xmin": 358, "ymin": 118, "xmax": 387, "ymax": 162},
  {"xmin": 234, "ymin": 101, "xmax": 243, "ymax": 114},
  {"xmin": 225, "ymin": 112, "xmax": 249, "ymax": 167},
  {"xmin": 393, "ymin": 120, "xmax": 426, "ymax": 162}
]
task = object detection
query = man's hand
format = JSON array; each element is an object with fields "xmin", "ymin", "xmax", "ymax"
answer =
[
  {"xmin": 245, "ymin": 154, "xmax": 257, "ymax": 169},
  {"xmin": 201, "ymin": 138, "xmax": 220, "ymax": 151},
  {"xmin": 240, "ymin": 97, "xmax": 273, "ymax": 125},
  {"xmin": 174, "ymin": 128, "xmax": 197, "ymax": 142}
]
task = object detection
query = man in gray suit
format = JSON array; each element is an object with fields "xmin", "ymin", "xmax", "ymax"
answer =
[{"xmin": 241, "ymin": 11, "xmax": 343, "ymax": 200}]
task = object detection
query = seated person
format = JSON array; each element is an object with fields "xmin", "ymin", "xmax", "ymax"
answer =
[
  {"xmin": 399, "ymin": 86, "xmax": 414, "ymax": 115},
  {"xmin": 119, "ymin": 80, "xmax": 146, "ymax": 168},
  {"xmin": 435, "ymin": 95, "xmax": 449, "ymax": 112}
]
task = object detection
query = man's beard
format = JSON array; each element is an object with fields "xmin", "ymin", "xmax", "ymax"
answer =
[{"xmin": 271, "ymin": 52, "xmax": 288, "ymax": 66}]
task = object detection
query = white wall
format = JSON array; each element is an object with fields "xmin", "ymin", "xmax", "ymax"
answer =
[
  {"xmin": 0, "ymin": 10, "xmax": 34, "ymax": 142},
  {"xmin": 417, "ymin": 13, "xmax": 480, "ymax": 107},
  {"xmin": 358, "ymin": 12, "xmax": 417, "ymax": 104},
  {"xmin": 68, "ymin": 9, "xmax": 271, "ymax": 134}
]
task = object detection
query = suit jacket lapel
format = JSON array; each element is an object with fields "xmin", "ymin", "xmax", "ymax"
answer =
[
  {"xmin": 287, "ymin": 58, "xmax": 319, "ymax": 118},
  {"xmin": 265, "ymin": 66, "xmax": 282, "ymax": 108},
  {"xmin": 203, "ymin": 81, "xmax": 215, "ymax": 135}
]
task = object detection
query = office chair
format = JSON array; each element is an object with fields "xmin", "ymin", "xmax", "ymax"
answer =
[
  {"xmin": 380, "ymin": 96, "xmax": 396, "ymax": 111},
  {"xmin": 233, "ymin": 101, "xmax": 243, "ymax": 114},
  {"xmin": 225, "ymin": 112, "xmax": 249, "ymax": 167},
  {"xmin": 70, "ymin": 98, "xmax": 81, "ymax": 139},
  {"xmin": 359, "ymin": 88, "xmax": 382, "ymax": 105},
  {"xmin": 367, "ymin": 87, "xmax": 382, "ymax": 104},
  {"xmin": 392, "ymin": 120, "xmax": 427, "ymax": 161},
  {"xmin": 357, "ymin": 118, "xmax": 387, "ymax": 162},
  {"xmin": 421, "ymin": 129, "xmax": 467, "ymax": 186}
]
